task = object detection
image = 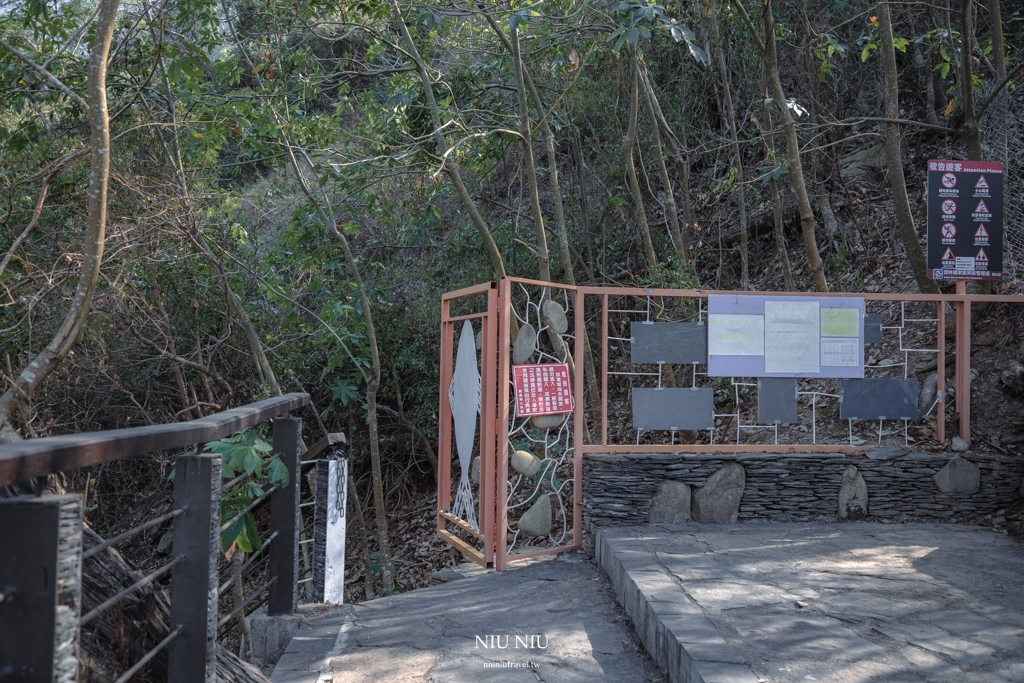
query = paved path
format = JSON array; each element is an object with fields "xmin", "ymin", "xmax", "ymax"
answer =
[
  {"xmin": 271, "ymin": 552, "xmax": 664, "ymax": 682},
  {"xmin": 598, "ymin": 523, "xmax": 1024, "ymax": 683}
]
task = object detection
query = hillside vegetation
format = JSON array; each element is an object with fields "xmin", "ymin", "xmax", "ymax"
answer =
[{"xmin": 1, "ymin": 0, "xmax": 1022, "ymax": 600}]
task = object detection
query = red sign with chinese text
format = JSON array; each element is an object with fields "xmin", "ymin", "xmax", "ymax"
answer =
[{"xmin": 513, "ymin": 363, "xmax": 574, "ymax": 417}]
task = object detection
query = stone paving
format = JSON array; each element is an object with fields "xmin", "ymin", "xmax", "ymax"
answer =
[
  {"xmin": 270, "ymin": 553, "xmax": 664, "ymax": 683},
  {"xmin": 597, "ymin": 523, "xmax": 1024, "ymax": 683}
]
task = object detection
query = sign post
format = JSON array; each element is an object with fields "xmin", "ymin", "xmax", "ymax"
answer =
[{"xmin": 926, "ymin": 160, "xmax": 1004, "ymax": 444}]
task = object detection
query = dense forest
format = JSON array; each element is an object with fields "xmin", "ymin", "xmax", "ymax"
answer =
[{"xmin": 1, "ymin": 0, "xmax": 1022, "ymax": 601}]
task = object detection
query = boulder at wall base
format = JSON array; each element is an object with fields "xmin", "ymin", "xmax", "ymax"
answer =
[
  {"xmin": 838, "ymin": 465, "xmax": 869, "ymax": 520},
  {"xmin": 518, "ymin": 495, "xmax": 552, "ymax": 537},
  {"xmin": 649, "ymin": 481, "xmax": 692, "ymax": 524},
  {"xmin": 470, "ymin": 456, "xmax": 480, "ymax": 486},
  {"xmin": 933, "ymin": 455, "xmax": 980, "ymax": 494},
  {"xmin": 691, "ymin": 463, "xmax": 745, "ymax": 523},
  {"xmin": 512, "ymin": 323, "xmax": 537, "ymax": 365},
  {"xmin": 951, "ymin": 436, "xmax": 970, "ymax": 452}
]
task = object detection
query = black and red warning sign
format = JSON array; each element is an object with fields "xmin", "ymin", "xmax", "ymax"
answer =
[{"xmin": 927, "ymin": 160, "xmax": 1003, "ymax": 280}]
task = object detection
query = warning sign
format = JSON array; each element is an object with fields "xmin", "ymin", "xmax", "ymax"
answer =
[
  {"xmin": 513, "ymin": 363, "xmax": 573, "ymax": 417},
  {"xmin": 927, "ymin": 159, "xmax": 1003, "ymax": 281}
]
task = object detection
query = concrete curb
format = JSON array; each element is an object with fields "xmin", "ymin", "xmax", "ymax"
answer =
[{"xmin": 595, "ymin": 528, "xmax": 759, "ymax": 683}]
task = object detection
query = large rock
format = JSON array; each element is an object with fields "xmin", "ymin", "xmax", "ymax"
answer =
[
  {"xmin": 692, "ymin": 463, "xmax": 745, "ymax": 523},
  {"xmin": 838, "ymin": 465, "xmax": 869, "ymax": 520},
  {"xmin": 470, "ymin": 456, "xmax": 480, "ymax": 485},
  {"xmin": 512, "ymin": 323, "xmax": 537, "ymax": 364},
  {"xmin": 518, "ymin": 495, "xmax": 552, "ymax": 537},
  {"xmin": 649, "ymin": 481, "xmax": 691, "ymax": 524},
  {"xmin": 951, "ymin": 436, "xmax": 970, "ymax": 452},
  {"xmin": 933, "ymin": 456, "xmax": 980, "ymax": 494},
  {"xmin": 532, "ymin": 413, "xmax": 567, "ymax": 430},
  {"xmin": 542, "ymin": 300, "xmax": 568, "ymax": 334},
  {"xmin": 511, "ymin": 449, "xmax": 543, "ymax": 476}
]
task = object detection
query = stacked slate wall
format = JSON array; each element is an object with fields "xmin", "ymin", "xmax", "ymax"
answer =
[{"xmin": 584, "ymin": 450, "xmax": 1024, "ymax": 542}]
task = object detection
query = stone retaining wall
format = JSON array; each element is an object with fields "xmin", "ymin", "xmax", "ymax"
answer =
[{"xmin": 583, "ymin": 449, "xmax": 1024, "ymax": 545}]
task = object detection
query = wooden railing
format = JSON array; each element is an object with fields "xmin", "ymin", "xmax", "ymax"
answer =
[{"xmin": 0, "ymin": 392, "xmax": 310, "ymax": 682}]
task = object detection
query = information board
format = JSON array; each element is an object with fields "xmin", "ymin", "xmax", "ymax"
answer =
[
  {"xmin": 512, "ymin": 363, "xmax": 573, "ymax": 417},
  {"xmin": 706, "ymin": 295, "xmax": 864, "ymax": 378},
  {"xmin": 926, "ymin": 159, "xmax": 1003, "ymax": 281}
]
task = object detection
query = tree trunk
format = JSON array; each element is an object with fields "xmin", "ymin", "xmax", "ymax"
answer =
[
  {"xmin": 879, "ymin": 2, "xmax": 940, "ymax": 294},
  {"xmin": 988, "ymin": 0, "xmax": 1008, "ymax": 166},
  {"xmin": 623, "ymin": 55, "xmax": 658, "ymax": 270},
  {"xmin": 637, "ymin": 61, "xmax": 685, "ymax": 265},
  {"xmin": 763, "ymin": 0, "xmax": 828, "ymax": 292},
  {"xmin": 638, "ymin": 63, "xmax": 693, "ymax": 264},
  {"xmin": 0, "ymin": 0, "xmax": 120, "ymax": 439},
  {"xmin": 915, "ymin": 43, "xmax": 940, "ymax": 126},
  {"xmin": 712, "ymin": 4, "xmax": 750, "ymax": 289},
  {"xmin": 388, "ymin": 0, "xmax": 506, "ymax": 280},
  {"xmin": 759, "ymin": 77, "xmax": 795, "ymax": 291},
  {"xmin": 509, "ymin": 26, "xmax": 552, "ymax": 282},
  {"xmin": 960, "ymin": 0, "xmax": 983, "ymax": 160}
]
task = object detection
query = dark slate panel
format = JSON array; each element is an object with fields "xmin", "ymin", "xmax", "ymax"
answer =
[
  {"xmin": 630, "ymin": 322, "xmax": 708, "ymax": 365},
  {"xmin": 757, "ymin": 377, "xmax": 798, "ymax": 424},
  {"xmin": 632, "ymin": 387, "xmax": 714, "ymax": 431},
  {"xmin": 864, "ymin": 314, "xmax": 883, "ymax": 344},
  {"xmin": 839, "ymin": 378, "xmax": 918, "ymax": 420}
]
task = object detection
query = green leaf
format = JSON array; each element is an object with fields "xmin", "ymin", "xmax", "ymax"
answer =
[
  {"xmin": 244, "ymin": 513, "xmax": 262, "ymax": 553},
  {"xmin": 235, "ymin": 528, "xmax": 254, "ymax": 553},
  {"xmin": 221, "ymin": 517, "xmax": 244, "ymax": 552},
  {"xmin": 243, "ymin": 450, "xmax": 262, "ymax": 476},
  {"xmin": 266, "ymin": 457, "xmax": 290, "ymax": 487}
]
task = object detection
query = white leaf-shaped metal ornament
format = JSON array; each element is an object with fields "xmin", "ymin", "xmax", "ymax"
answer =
[{"xmin": 449, "ymin": 320, "xmax": 481, "ymax": 530}]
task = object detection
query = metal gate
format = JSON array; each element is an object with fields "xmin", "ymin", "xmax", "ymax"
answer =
[{"xmin": 438, "ymin": 279, "xmax": 583, "ymax": 570}]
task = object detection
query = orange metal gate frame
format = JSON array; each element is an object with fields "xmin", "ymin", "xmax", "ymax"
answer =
[{"xmin": 439, "ymin": 278, "xmax": 1024, "ymax": 569}]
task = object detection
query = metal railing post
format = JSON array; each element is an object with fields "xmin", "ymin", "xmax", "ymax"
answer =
[
  {"xmin": 0, "ymin": 494, "xmax": 83, "ymax": 683},
  {"xmin": 168, "ymin": 453, "xmax": 220, "ymax": 683},
  {"xmin": 268, "ymin": 417, "xmax": 301, "ymax": 615}
]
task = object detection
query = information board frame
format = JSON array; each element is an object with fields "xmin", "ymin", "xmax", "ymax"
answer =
[{"xmin": 707, "ymin": 294, "xmax": 865, "ymax": 378}]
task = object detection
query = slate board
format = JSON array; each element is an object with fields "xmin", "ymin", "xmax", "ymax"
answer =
[
  {"xmin": 864, "ymin": 314, "xmax": 883, "ymax": 344},
  {"xmin": 839, "ymin": 378, "xmax": 919, "ymax": 420},
  {"xmin": 632, "ymin": 387, "xmax": 714, "ymax": 431},
  {"xmin": 757, "ymin": 377, "xmax": 799, "ymax": 424},
  {"xmin": 630, "ymin": 322, "xmax": 708, "ymax": 365}
]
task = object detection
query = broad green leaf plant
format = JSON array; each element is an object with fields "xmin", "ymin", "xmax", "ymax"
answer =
[{"xmin": 205, "ymin": 429, "xmax": 290, "ymax": 554}]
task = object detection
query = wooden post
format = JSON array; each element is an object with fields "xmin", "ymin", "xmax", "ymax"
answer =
[
  {"xmin": 269, "ymin": 417, "xmax": 301, "ymax": 615},
  {"xmin": 0, "ymin": 494, "xmax": 83, "ymax": 683},
  {"xmin": 955, "ymin": 280, "xmax": 971, "ymax": 442},
  {"xmin": 937, "ymin": 301, "xmax": 946, "ymax": 445},
  {"xmin": 313, "ymin": 457, "xmax": 348, "ymax": 604},
  {"xmin": 168, "ymin": 453, "xmax": 220, "ymax": 683}
]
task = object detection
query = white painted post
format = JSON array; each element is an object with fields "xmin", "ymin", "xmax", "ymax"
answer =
[{"xmin": 313, "ymin": 458, "xmax": 347, "ymax": 604}]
